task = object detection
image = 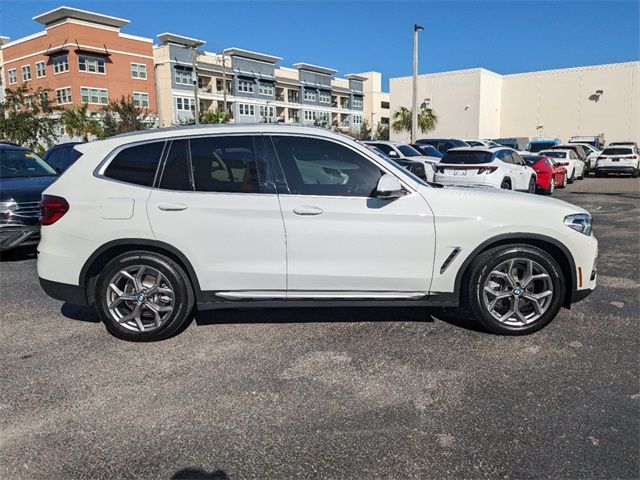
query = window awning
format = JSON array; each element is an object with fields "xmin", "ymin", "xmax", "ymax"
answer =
[
  {"xmin": 74, "ymin": 44, "xmax": 111, "ymax": 56},
  {"xmin": 43, "ymin": 44, "xmax": 69, "ymax": 56}
]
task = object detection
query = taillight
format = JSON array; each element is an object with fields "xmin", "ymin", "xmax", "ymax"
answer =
[
  {"xmin": 40, "ymin": 194, "xmax": 69, "ymax": 226},
  {"xmin": 478, "ymin": 167, "xmax": 498, "ymax": 174},
  {"xmin": 624, "ymin": 155, "xmax": 637, "ymax": 159}
]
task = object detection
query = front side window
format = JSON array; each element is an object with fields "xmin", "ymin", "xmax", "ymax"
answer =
[
  {"xmin": 8, "ymin": 69, "xmax": 17, "ymax": 84},
  {"xmin": 131, "ymin": 63, "xmax": 147, "ymax": 79},
  {"xmin": 55, "ymin": 87, "xmax": 72, "ymax": 105},
  {"xmin": 371, "ymin": 143, "xmax": 398, "ymax": 157},
  {"xmin": 271, "ymin": 136, "xmax": 383, "ymax": 197},
  {"xmin": 36, "ymin": 61, "xmax": 46, "ymax": 78},
  {"xmin": 78, "ymin": 55, "xmax": 106, "ymax": 74},
  {"xmin": 103, "ymin": 141, "xmax": 165, "ymax": 187},
  {"xmin": 21, "ymin": 65, "xmax": 31, "ymax": 81},
  {"xmin": 190, "ymin": 136, "xmax": 265, "ymax": 194},
  {"xmin": 397, "ymin": 145, "xmax": 421, "ymax": 157},
  {"xmin": 133, "ymin": 92, "xmax": 149, "ymax": 108},
  {"xmin": 53, "ymin": 54, "xmax": 69, "ymax": 74},
  {"xmin": 80, "ymin": 87, "xmax": 108, "ymax": 105}
]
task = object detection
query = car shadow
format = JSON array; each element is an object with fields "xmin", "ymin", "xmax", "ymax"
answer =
[
  {"xmin": 61, "ymin": 303, "xmax": 101, "ymax": 323},
  {"xmin": 172, "ymin": 468, "xmax": 228, "ymax": 480},
  {"xmin": 0, "ymin": 246, "xmax": 37, "ymax": 262}
]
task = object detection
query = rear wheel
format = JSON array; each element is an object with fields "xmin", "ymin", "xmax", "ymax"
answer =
[
  {"xmin": 567, "ymin": 170, "xmax": 575, "ymax": 184},
  {"xmin": 527, "ymin": 177, "xmax": 536, "ymax": 193},
  {"xmin": 463, "ymin": 244, "xmax": 565, "ymax": 335},
  {"xmin": 500, "ymin": 178, "xmax": 512, "ymax": 190},
  {"xmin": 545, "ymin": 177, "xmax": 555, "ymax": 195},
  {"xmin": 95, "ymin": 251, "xmax": 194, "ymax": 341},
  {"xmin": 632, "ymin": 168, "xmax": 639, "ymax": 178}
]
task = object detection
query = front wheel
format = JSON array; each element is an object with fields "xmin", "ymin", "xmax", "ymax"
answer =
[
  {"xmin": 545, "ymin": 177, "xmax": 555, "ymax": 195},
  {"xmin": 95, "ymin": 251, "xmax": 195, "ymax": 341},
  {"xmin": 528, "ymin": 177, "xmax": 536, "ymax": 193},
  {"xmin": 567, "ymin": 170, "xmax": 575, "ymax": 184},
  {"xmin": 463, "ymin": 244, "xmax": 565, "ymax": 335}
]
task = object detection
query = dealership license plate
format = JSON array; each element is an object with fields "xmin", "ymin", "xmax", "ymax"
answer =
[
  {"xmin": 612, "ymin": 159, "xmax": 620, "ymax": 162},
  {"xmin": 454, "ymin": 170, "xmax": 467, "ymax": 175}
]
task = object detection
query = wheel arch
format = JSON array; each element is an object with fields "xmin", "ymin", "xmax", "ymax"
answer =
[
  {"xmin": 79, "ymin": 239, "xmax": 202, "ymax": 305},
  {"xmin": 454, "ymin": 233, "xmax": 576, "ymax": 308}
]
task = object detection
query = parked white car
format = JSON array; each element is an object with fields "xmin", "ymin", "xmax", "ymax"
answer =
[
  {"xmin": 463, "ymin": 139, "xmax": 501, "ymax": 148},
  {"xmin": 37, "ymin": 125, "xmax": 597, "ymax": 341},
  {"xmin": 538, "ymin": 149, "xmax": 585, "ymax": 182},
  {"xmin": 595, "ymin": 145, "xmax": 639, "ymax": 177},
  {"xmin": 433, "ymin": 147, "xmax": 537, "ymax": 192},
  {"xmin": 364, "ymin": 141, "xmax": 439, "ymax": 181},
  {"xmin": 570, "ymin": 143, "xmax": 601, "ymax": 170}
]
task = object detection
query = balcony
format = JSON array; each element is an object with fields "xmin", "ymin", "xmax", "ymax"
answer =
[{"xmin": 288, "ymin": 92, "xmax": 300, "ymax": 103}]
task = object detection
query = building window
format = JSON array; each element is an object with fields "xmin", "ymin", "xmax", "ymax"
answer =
[
  {"xmin": 78, "ymin": 55, "xmax": 106, "ymax": 74},
  {"xmin": 55, "ymin": 87, "xmax": 72, "ymax": 105},
  {"xmin": 258, "ymin": 83, "xmax": 274, "ymax": 96},
  {"xmin": 304, "ymin": 89, "xmax": 317, "ymax": 102},
  {"xmin": 53, "ymin": 55, "xmax": 69, "ymax": 74},
  {"xmin": 133, "ymin": 92, "xmax": 150, "ymax": 108},
  {"xmin": 35, "ymin": 61, "xmax": 46, "ymax": 78},
  {"xmin": 381, "ymin": 101, "xmax": 390, "ymax": 109},
  {"xmin": 352, "ymin": 97, "xmax": 363, "ymax": 108},
  {"xmin": 238, "ymin": 80, "xmax": 255, "ymax": 93},
  {"xmin": 303, "ymin": 110, "xmax": 316, "ymax": 121},
  {"xmin": 238, "ymin": 103, "xmax": 255, "ymax": 116},
  {"xmin": 80, "ymin": 87, "xmax": 108, "ymax": 105},
  {"xmin": 176, "ymin": 96, "xmax": 195, "ymax": 111},
  {"xmin": 8, "ymin": 69, "xmax": 17, "ymax": 84},
  {"xmin": 318, "ymin": 91, "xmax": 331, "ymax": 104},
  {"xmin": 353, "ymin": 115, "xmax": 363, "ymax": 125},
  {"xmin": 216, "ymin": 79, "xmax": 231, "ymax": 93},
  {"xmin": 175, "ymin": 69, "xmax": 192, "ymax": 85},
  {"xmin": 21, "ymin": 65, "xmax": 32, "ymax": 81},
  {"xmin": 259, "ymin": 105, "xmax": 275, "ymax": 120},
  {"xmin": 131, "ymin": 63, "xmax": 147, "ymax": 80}
]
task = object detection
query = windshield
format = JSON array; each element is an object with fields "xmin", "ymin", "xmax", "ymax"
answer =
[
  {"xmin": 413, "ymin": 144, "xmax": 443, "ymax": 158},
  {"xmin": 0, "ymin": 148, "xmax": 57, "ymax": 178},
  {"xmin": 522, "ymin": 155, "xmax": 542, "ymax": 166},
  {"xmin": 542, "ymin": 151, "xmax": 567, "ymax": 159},
  {"xmin": 397, "ymin": 145, "xmax": 421, "ymax": 157},
  {"xmin": 602, "ymin": 148, "xmax": 633, "ymax": 156},
  {"xmin": 529, "ymin": 142, "xmax": 557, "ymax": 153},
  {"xmin": 374, "ymin": 155, "xmax": 428, "ymax": 187},
  {"xmin": 441, "ymin": 150, "xmax": 493, "ymax": 164}
]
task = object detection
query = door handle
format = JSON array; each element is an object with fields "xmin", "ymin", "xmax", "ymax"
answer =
[
  {"xmin": 157, "ymin": 202, "xmax": 188, "ymax": 211},
  {"xmin": 293, "ymin": 205, "xmax": 324, "ymax": 216}
]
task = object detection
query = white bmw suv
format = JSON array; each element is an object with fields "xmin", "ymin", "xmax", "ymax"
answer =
[{"xmin": 37, "ymin": 125, "xmax": 598, "ymax": 341}]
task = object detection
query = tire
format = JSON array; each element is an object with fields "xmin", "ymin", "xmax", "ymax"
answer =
[
  {"xmin": 527, "ymin": 177, "xmax": 536, "ymax": 193},
  {"xmin": 95, "ymin": 251, "xmax": 195, "ymax": 341},
  {"xmin": 500, "ymin": 178, "xmax": 512, "ymax": 190},
  {"xmin": 577, "ymin": 167, "xmax": 585, "ymax": 180},
  {"xmin": 462, "ymin": 244, "xmax": 565, "ymax": 335},
  {"xmin": 545, "ymin": 177, "xmax": 555, "ymax": 195},
  {"xmin": 567, "ymin": 170, "xmax": 575, "ymax": 184},
  {"xmin": 632, "ymin": 168, "xmax": 639, "ymax": 178},
  {"xmin": 595, "ymin": 171, "xmax": 603, "ymax": 178},
  {"xmin": 559, "ymin": 174, "xmax": 568, "ymax": 188}
]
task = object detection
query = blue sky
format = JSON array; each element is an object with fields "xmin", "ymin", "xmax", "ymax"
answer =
[{"xmin": 1, "ymin": 1, "xmax": 638, "ymax": 89}]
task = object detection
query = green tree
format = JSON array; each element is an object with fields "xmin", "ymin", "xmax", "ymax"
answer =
[
  {"xmin": 200, "ymin": 109, "xmax": 230, "ymax": 124},
  {"xmin": 376, "ymin": 123, "xmax": 390, "ymax": 140},
  {"xmin": 392, "ymin": 106, "xmax": 438, "ymax": 136},
  {"xmin": 0, "ymin": 84, "xmax": 58, "ymax": 153},
  {"xmin": 97, "ymin": 95, "xmax": 151, "ymax": 139},
  {"xmin": 354, "ymin": 118, "xmax": 372, "ymax": 140},
  {"xmin": 61, "ymin": 104, "xmax": 101, "ymax": 142}
]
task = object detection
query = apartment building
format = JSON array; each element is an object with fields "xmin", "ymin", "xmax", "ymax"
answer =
[
  {"xmin": 153, "ymin": 33, "xmax": 365, "ymax": 130},
  {"xmin": 354, "ymin": 71, "xmax": 391, "ymax": 135},
  {"xmin": 0, "ymin": 6, "xmax": 156, "ymax": 112}
]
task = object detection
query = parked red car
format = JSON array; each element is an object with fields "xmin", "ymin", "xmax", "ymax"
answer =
[{"xmin": 522, "ymin": 155, "xmax": 567, "ymax": 195}]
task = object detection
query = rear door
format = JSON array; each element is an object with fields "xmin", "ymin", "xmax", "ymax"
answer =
[
  {"xmin": 147, "ymin": 135, "xmax": 286, "ymax": 298},
  {"xmin": 510, "ymin": 151, "xmax": 530, "ymax": 189}
]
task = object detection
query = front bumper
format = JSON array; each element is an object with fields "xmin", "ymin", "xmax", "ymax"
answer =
[{"xmin": 0, "ymin": 224, "xmax": 40, "ymax": 251}]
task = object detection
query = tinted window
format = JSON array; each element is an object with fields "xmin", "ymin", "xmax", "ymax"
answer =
[
  {"xmin": 542, "ymin": 151, "xmax": 567, "ymax": 159},
  {"xmin": 60, "ymin": 146, "xmax": 82, "ymax": 171},
  {"xmin": 466, "ymin": 141, "xmax": 483, "ymax": 147},
  {"xmin": 441, "ymin": 150, "xmax": 493, "ymax": 164},
  {"xmin": 104, "ymin": 142, "xmax": 165, "ymax": 186},
  {"xmin": 496, "ymin": 150, "xmax": 513, "ymax": 164},
  {"xmin": 0, "ymin": 148, "xmax": 57, "ymax": 178},
  {"xmin": 602, "ymin": 147, "xmax": 633, "ymax": 156},
  {"xmin": 371, "ymin": 143, "xmax": 398, "ymax": 157},
  {"xmin": 44, "ymin": 148, "xmax": 63, "ymax": 170},
  {"xmin": 529, "ymin": 142, "xmax": 557, "ymax": 153},
  {"xmin": 522, "ymin": 155, "xmax": 543, "ymax": 166},
  {"xmin": 190, "ymin": 136, "xmax": 264, "ymax": 193},
  {"xmin": 397, "ymin": 145, "xmax": 421, "ymax": 157},
  {"xmin": 412, "ymin": 144, "xmax": 443, "ymax": 158},
  {"xmin": 511, "ymin": 152, "xmax": 524, "ymax": 165},
  {"xmin": 159, "ymin": 139, "xmax": 191, "ymax": 191},
  {"xmin": 272, "ymin": 136, "xmax": 383, "ymax": 197}
]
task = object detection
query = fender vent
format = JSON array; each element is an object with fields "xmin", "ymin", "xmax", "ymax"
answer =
[{"xmin": 440, "ymin": 248, "xmax": 461, "ymax": 274}]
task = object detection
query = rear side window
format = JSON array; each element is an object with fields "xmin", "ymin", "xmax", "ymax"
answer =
[
  {"xmin": 442, "ymin": 150, "xmax": 493, "ymax": 164},
  {"xmin": 159, "ymin": 139, "xmax": 191, "ymax": 191},
  {"xmin": 104, "ymin": 141, "xmax": 165, "ymax": 186},
  {"xmin": 190, "ymin": 135, "xmax": 264, "ymax": 193},
  {"xmin": 271, "ymin": 136, "xmax": 383, "ymax": 197}
]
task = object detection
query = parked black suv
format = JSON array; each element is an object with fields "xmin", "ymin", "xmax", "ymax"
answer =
[
  {"xmin": 43, "ymin": 142, "xmax": 84, "ymax": 173},
  {"xmin": 1, "ymin": 145, "xmax": 58, "ymax": 251},
  {"xmin": 415, "ymin": 138, "xmax": 469, "ymax": 153}
]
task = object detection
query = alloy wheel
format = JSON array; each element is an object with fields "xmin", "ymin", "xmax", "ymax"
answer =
[
  {"xmin": 482, "ymin": 258, "xmax": 554, "ymax": 327},
  {"xmin": 549, "ymin": 178, "xmax": 555, "ymax": 193},
  {"xmin": 105, "ymin": 265, "xmax": 175, "ymax": 332}
]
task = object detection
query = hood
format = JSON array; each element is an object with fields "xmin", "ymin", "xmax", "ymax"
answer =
[{"xmin": 0, "ymin": 176, "xmax": 58, "ymax": 203}]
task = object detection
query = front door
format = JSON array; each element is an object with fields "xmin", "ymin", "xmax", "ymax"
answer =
[
  {"xmin": 268, "ymin": 135, "xmax": 435, "ymax": 298},
  {"xmin": 147, "ymin": 135, "xmax": 286, "ymax": 298}
]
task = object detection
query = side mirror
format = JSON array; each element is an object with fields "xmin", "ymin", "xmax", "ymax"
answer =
[{"xmin": 375, "ymin": 173, "xmax": 404, "ymax": 199}]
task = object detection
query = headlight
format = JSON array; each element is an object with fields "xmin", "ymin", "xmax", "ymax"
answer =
[
  {"xmin": 0, "ymin": 200, "xmax": 17, "ymax": 215},
  {"xmin": 564, "ymin": 213, "xmax": 592, "ymax": 236}
]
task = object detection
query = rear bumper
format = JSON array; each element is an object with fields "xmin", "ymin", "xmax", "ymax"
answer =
[
  {"xmin": 571, "ymin": 288, "xmax": 594, "ymax": 303},
  {"xmin": 0, "ymin": 224, "xmax": 40, "ymax": 251},
  {"xmin": 39, "ymin": 277, "xmax": 88, "ymax": 305},
  {"xmin": 596, "ymin": 166, "xmax": 636, "ymax": 173}
]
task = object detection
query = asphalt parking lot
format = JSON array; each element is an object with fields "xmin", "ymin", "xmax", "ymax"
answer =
[{"xmin": 1, "ymin": 177, "xmax": 638, "ymax": 479}]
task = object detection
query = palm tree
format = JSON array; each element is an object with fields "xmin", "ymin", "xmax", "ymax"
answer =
[
  {"xmin": 392, "ymin": 106, "xmax": 438, "ymax": 135},
  {"xmin": 61, "ymin": 104, "xmax": 101, "ymax": 142},
  {"xmin": 200, "ymin": 109, "xmax": 230, "ymax": 124}
]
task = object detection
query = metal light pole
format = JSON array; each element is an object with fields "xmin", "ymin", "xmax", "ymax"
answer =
[
  {"xmin": 221, "ymin": 49, "xmax": 228, "ymax": 115},
  {"xmin": 191, "ymin": 46, "xmax": 200, "ymax": 125},
  {"xmin": 412, "ymin": 24, "xmax": 424, "ymax": 143}
]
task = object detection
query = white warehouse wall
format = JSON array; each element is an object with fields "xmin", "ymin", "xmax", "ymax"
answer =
[{"xmin": 389, "ymin": 61, "xmax": 640, "ymax": 144}]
